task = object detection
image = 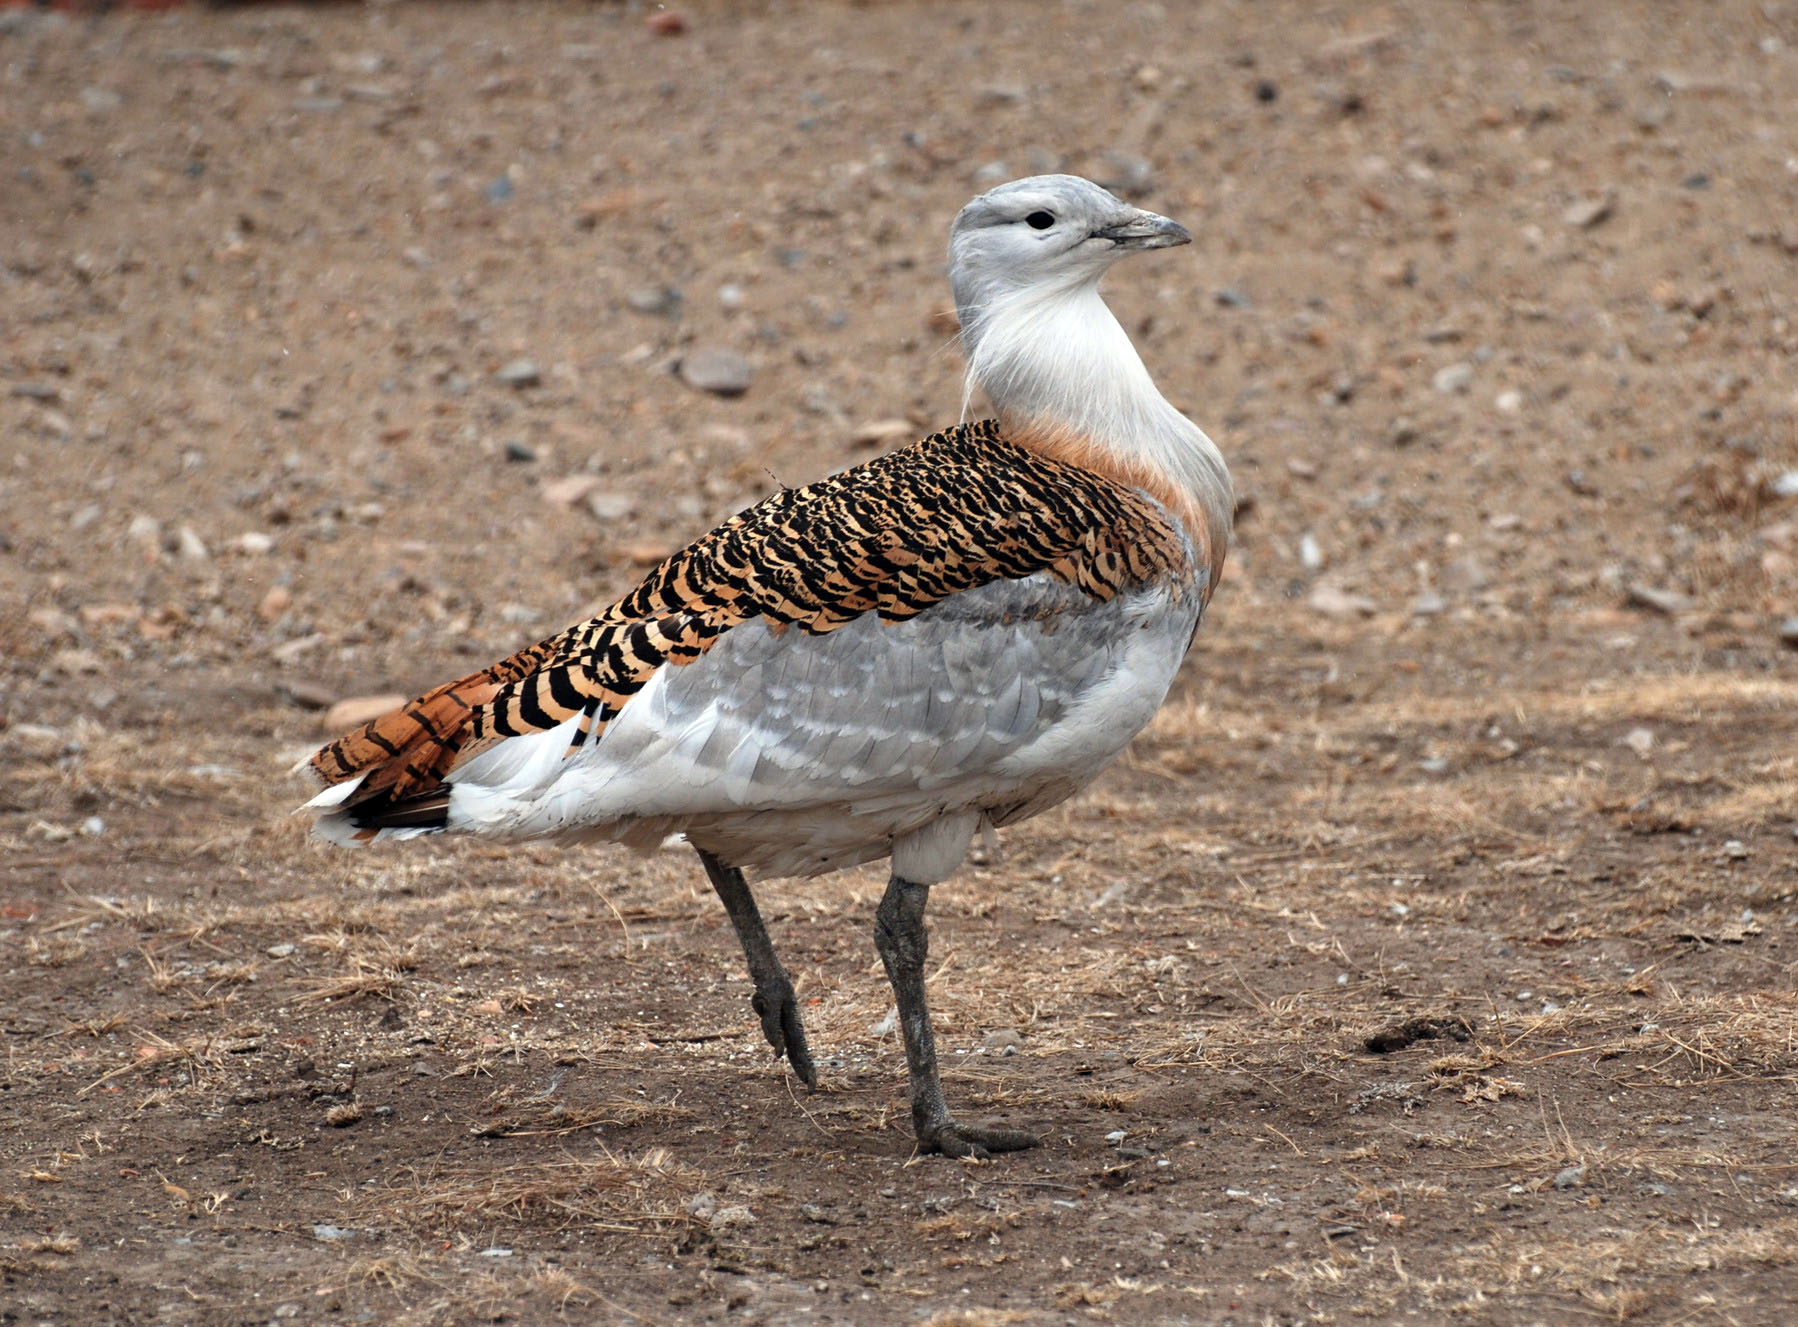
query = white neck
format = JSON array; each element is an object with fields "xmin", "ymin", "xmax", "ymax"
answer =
[{"xmin": 956, "ymin": 278, "xmax": 1232, "ymax": 545}]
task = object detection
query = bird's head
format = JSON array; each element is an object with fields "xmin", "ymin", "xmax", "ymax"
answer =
[{"xmin": 948, "ymin": 174, "xmax": 1189, "ymax": 316}]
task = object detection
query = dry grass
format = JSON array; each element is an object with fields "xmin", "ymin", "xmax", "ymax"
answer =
[{"xmin": 378, "ymin": 1148, "xmax": 706, "ymax": 1238}]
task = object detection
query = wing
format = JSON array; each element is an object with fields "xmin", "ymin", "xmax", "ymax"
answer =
[
  {"xmin": 303, "ymin": 421, "xmax": 1201, "ymax": 839},
  {"xmin": 435, "ymin": 572, "xmax": 1201, "ymax": 867}
]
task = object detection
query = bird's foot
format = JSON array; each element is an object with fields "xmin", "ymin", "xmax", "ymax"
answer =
[
  {"xmin": 749, "ymin": 978, "xmax": 817, "ymax": 1088},
  {"xmin": 916, "ymin": 1118, "xmax": 1040, "ymax": 1161}
]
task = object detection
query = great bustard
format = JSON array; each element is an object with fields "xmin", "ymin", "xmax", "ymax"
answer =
[{"xmin": 301, "ymin": 175, "xmax": 1232, "ymax": 1159}]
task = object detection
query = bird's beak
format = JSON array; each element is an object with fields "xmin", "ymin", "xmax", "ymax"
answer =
[{"xmin": 1092, "ymin": 210, "xmax": 1191, "ymax": 250}]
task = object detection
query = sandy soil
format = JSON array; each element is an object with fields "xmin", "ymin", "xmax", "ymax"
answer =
[{"xmin": 4, "ymin": 2, "xmax": 1798, "ymax": 1323}]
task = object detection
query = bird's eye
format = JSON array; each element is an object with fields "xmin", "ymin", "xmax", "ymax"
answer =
[{"xmin": 1024, "ymin": 211, "xmax": 1055, "ymax": 230}]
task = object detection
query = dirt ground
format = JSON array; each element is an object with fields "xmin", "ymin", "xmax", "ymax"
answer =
[{"xmin": 4, "ymin": 1, "xmax": 1798, "ymax": 1323}]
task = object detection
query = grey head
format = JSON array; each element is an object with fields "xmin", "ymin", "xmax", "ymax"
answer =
[{"xmin": 948, "ymin": 174, "xmax": 1190, "ymax": 318}]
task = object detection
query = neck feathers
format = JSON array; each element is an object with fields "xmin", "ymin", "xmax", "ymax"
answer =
[{"xmin": 957, "ymin": 280, "xmax": 1232, "ymax": 580}]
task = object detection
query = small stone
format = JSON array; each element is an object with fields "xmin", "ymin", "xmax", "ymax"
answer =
[
  {"xmin": 236, "ymin": 532, "xmax": 275, "ymax": 555},
  {"xmin": 258, "ymin": 586, "xmax": 292, "ymax": 621},
  {"xmin": 618, "ymin": 541, "xmax": 674, "ymax": 567},
  {"xmin": 1622, "ymin": 727, "xmax": 1655, "ymax": 758},
  {"xmin": 1096, "ymin": 151, "xmax": 1155, "ymax": 196},
  {"xmin": 626, "ymin": 285, "xmax": 683, "ymax": 317},
  {"xmin": 1432, "ymin": 362, "xmax": 1475, "ymax": 394},
  {"xmin": 1552, "ymin": 1165, "xmax": 1587, "ymax": 1189},
  {"xmin": 472, "ymin": 998, "xmax": 505, "ymax": 1016},
  {"xmin": 850, "ymin": 419, "xmax": 915, "ymax": 449},
  {"xmin": 129, "ymin": 514, "xmax": 163, "ymax": 553},
  {"xmin": 587, "ymin": 491, "xmax": 637, "ymax": 522},
  {"xmin": 1495, "ymin": 389, "xmax": 1523, "ymax": 413},
  {"xmin": 52, "ymin": 648, "xmax": 102, "ymax": 675},
  {"xmin": 717, "ymin": 282, "xmax": 746, "ymax": 310},
  {"xmin": 79, "ymin": 816, "xmax": 105, "ymax": 837},
  {"xmin": 1254, "ymin": 79, "xmax": 1279, "ymax": 102},
  {"xmin": 81, "ymin": 86, "xmax": 122, "ymax": 113},
  {"xmin": 320, "ymin": 695, "xmax": 406, "ymax": 734},
  {"xmin": 12, "ymin": 382, "xmax": 60, "ymax": 402},
  {"xmin": 177, "ymin": 525, "xmax": 209, "ymax": 562},
  {"xmin": 541, "ymin": 475, "xmax": 602, "ymax": 507},
  {"xmin": 484, "ymin": 175, "xmax": 514, "ymax": 203},
  {"xmin": 677, "ymin": 349, "xmax": 752, "ymax": 397},
  {"xmin": 1298, "ymin": 532, "xmax": 1324, "ymax": 572},
  {"xmin": 1214, "ymin": 287, "xmax": 1251, "ymax": 308},
  {"xmin": 1721, "ymin": 839, "xmax": 1750, "ymax": 860},
  {"xmin": 1626, "ymin": 584, "xmax": 1694, "ymax": 616},
  {"xmin": 478, "ymin": 1247, "xmax": 514, "ymax": 1258},
  {"xmin": 646, "ymin": 10, "xmax": 686, "ymax": 35},
  {"xmin": 1410, "ymin": 591, "xmax": 1447, "ymax": 617},
  {"xmin": 1778, "ymin": 617, "xmax": 1798, "ymax": 648},
  {"xmin": 311, "ymin": 1225, "xmax": 355, "ymax": 1242},
  {"xmin": 1309, "ymin": 585, "xmax": 1378, "ymax": 620},
  {"xmin": 266, "ymin": 943, "xmax": 297, "ymax": 958},
  {"xmin": 712, "ymin": 1205, "xmax": 755, "ymax": 1228},
  {"xmin": 1563, "ymin": 192, "xmax": 1616, "ymax": 229},
  {"xmin": 684, "ymin": 1192, "xmax": 718, "ymax": 1220},
  {"xmin": 496, "ymin": 359, "xmax": 540, "ymax": 388},
  {"xmin": 503, "ymin": 440, "xmax": 537, "ymax": 463}
]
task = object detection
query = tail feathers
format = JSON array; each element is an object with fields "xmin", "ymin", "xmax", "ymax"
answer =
[{"xmin": 304, "ymin": 672, "xmax": 506, "ymax": 826}]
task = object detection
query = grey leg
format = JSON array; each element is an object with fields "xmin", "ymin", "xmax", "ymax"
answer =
[
  {"xmin": 695, "ymin": 848, "xmax": 816, "ymax": 1087},
  {"xmin": 874, "ymin": 873, "xmax": 1039, "ymax": 1159}
]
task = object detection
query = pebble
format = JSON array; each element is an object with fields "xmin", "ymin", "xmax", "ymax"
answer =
[
  {"xmin": 684, "ymin": 1192, "xmax": 717, "ymax": 1220},
  {"xmin": 310, "ymin": 1225, "xmax": 356, "ymax": 1242},
  {"xmin": 1495, "ymin": 389, "xmax": 1523, "ymax": 413},
  {"xmin": 503, "ymin": 440, "xmax": 537, "ymax": 463},
  {"xmin": 478, "ymin": 1247, "xmax": 514, "ymax": 1258},
  {"xmin": 496, "ymin": 359, "xmax": 541, "ymax": 388},
  {"xmin": 236, "ymin": 531, "xmax": 275, "ymax": 555},
  {"xmin": 320, "ymin": 695, "xmax": 406, "ymax": 734},
  {"xmin": 626, "ymin": 285, "xmax": 683, "ymax": 317},
  {"xmin": 850, "ymin": 419, "xmax": 915, "ymax": 449},
  {"xmin": 1625, "ymin": 583, "xmax": 1693, "ymax": 616},
  {"xmin": 1563, "ymin": 192, "xmax": 1616, "ymax": 229},
  {"xmin": 1778, "ymin": 617, "xmax": 1798, "ymax": 648},
  {"xmin": 587, "ymin": 491, "xmax": 636, "ymax": 522},
  {"xmin": 1298, "ymin": 533, "xmax": 1324, "ymax": 572},
  {"xmin": 541, "ymin": 475, "xmax": 601, "ymax": 508},
  {"xmin": 646, "ymin": 10, "xmax": 686, "ymax": 35},
  {"xmin": 1552, "ymin": 1165, "xmax": 1587, "ymax": 1189},
  {"xmin": 128, "ymin": 515, "xmax": 162, "ymax": 552},
  {"xmin": 1410, "ymin": 591, "xmax": 1447, "ymax": 617},
  {"xmin": 266, "ymin": 943, "xmax": 297, "ymax": 958},
  {"xmin": 1432, "ymin": 362, "xmax": 1475, "ymax": 394},
  {"xmin": 1622, "ymin": 727, "xmax": 1655, "ymax": 758},
  {"xmin": 79, "ymin": 816, "xmax": 105, "ymax": 837},
  {"xmin": 1096, "ymin": 151, "xmax": 1156, "ymax": 196},
  {"xmin": 258, "ymin": 586, "xmax": 292, "ymax": 621},
  {"xmin": 177, "ymin": 525, "xmax": 209, "ymax": 562},
  {"xmin": 1309, "ymin": 584, "xmax": 1378, "ymax": 620},
  {"xmin": 81, "ymin": 86, "xmax": 122, "ymax": 113},
  {"xmin": 677, "ymin": 348, "xmax": 752, "ymax": 397}
]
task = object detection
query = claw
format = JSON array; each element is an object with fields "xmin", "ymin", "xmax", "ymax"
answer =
[
  {"xmin": 750, "ymin": 981, "xmax": 817, "ymax": 1088},
  {"xmin": 918, "ymin": 1120, "xmax": 1040, "ymax": 1160}
]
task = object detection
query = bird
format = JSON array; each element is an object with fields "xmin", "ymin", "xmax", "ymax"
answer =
[{"xmin": 299, "ymin": 174, "xmax": 1232, "ymax": 1159}]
